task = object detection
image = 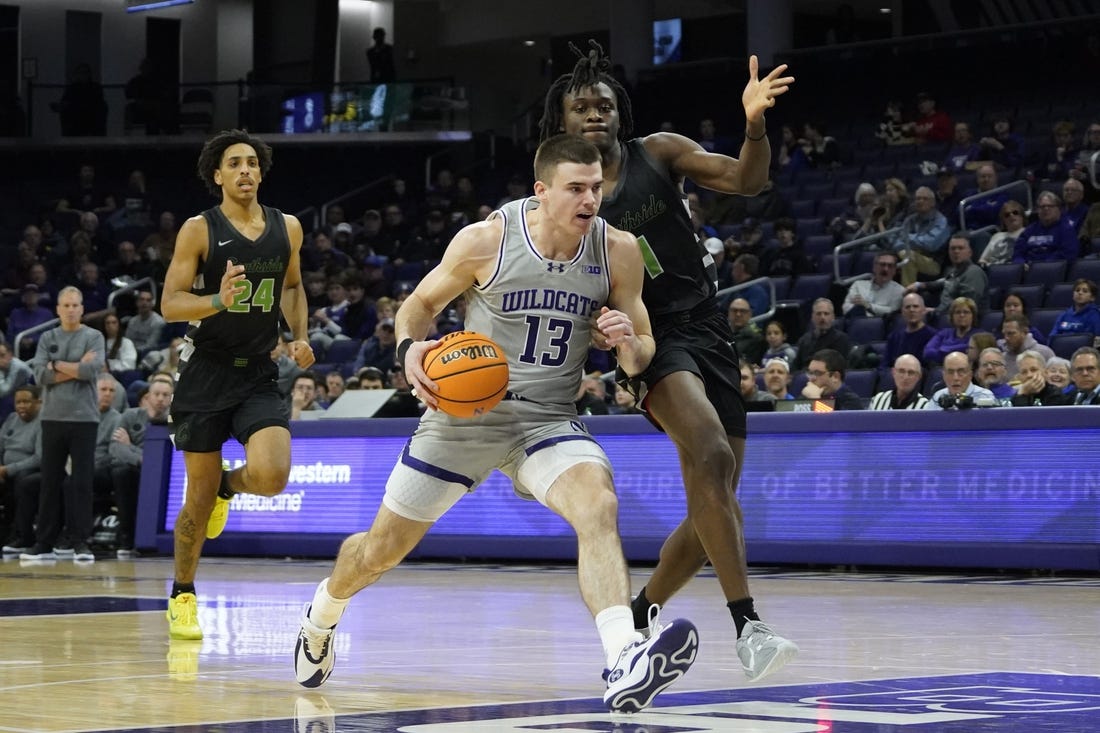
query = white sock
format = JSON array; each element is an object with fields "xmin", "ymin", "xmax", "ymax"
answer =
[
  {"xmin": 596, "ymin": 605, "xmax": 644, "ymax": 669},
  {"xmin": 308, "ymin": 578, "xmax": 350, "ymax": 629}
]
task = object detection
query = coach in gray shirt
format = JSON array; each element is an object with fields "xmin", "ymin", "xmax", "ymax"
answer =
[{"xmin": 22, "ymin": 286, "xmax": 105, "ymax": 562}]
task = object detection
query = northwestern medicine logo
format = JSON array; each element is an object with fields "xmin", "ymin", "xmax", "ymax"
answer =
[
  {"xmin": 181, "ymin": 459, "xmax": 351, "ymax": 514},
  {"xmin": 616, "ymin": 193, "xmax": 667, "ymax": 231}
]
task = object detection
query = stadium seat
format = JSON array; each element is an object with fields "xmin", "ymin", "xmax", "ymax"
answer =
[
  {"xmin": 818, "ymin": 252, "xmax": 852, "ymax": 277},
  {"xmin": 846, "ymin": 317, "xmax": 885, "ymax": 344},
  {"xmin": 817, "ymin": 197, "xmax": 849, "ymax": 221},
  {"xmin": 923, "ymin": 367, "xmax": 944, "ymax": 396},
  {"xmin": 769, "ymin": 276, "xmax": 792, "ymax": 301},
  {"xmin": 1068, "ymin": 258, "xmax": 1100, "ymax": 283},
  {"xmin": 979, "ymin": 310, "xmax": 1003, "ymax": 333},
  {"xmin": 796, "ymin": 217, "xmax": 826, "ymax": 239},
  {"xmin": 853, "ymin": 249, "xmax": 878, "ymax": 275},
  {"xmin": 1049, "ymin": 333, "xmax": 1092, "ymax": 360},
  {"xmin": 786, "ymin": 273, "xmax": 833, "ymax": 303},
  {"xmin": 1023, "ymin": 260, "xmax": 1068, "ymax": 286},
  {"xmin": 1029, "ymin": 309, "xmax": 1063, "ymax": 339},
  {"xmin": 1005, "ymin": 284, "xmax": 1044, "ymax": 310},
  {"xmin": 986, "ymin": 263, "xmax": 1024, "ymax": 290},
  {"xmin": 324, "ymin": 338, "xmax": 363, "ymax": 364},
  {"xmin": 799, "ymin": 182, "xmax": 836, "ymax": 202},
  {"xmin": 876, "ymin": 366, "xmax": 896, "ymax": 395},
  {"xmin": 789, "ymin": 199, "xmax": 816, "ymax": 219},
  {"xmin": 803, "ymin": 234, "xmax": 836, "ymax": 263},
  {"xmin": 1045, "ymin": 282, "xmax": 1076, "ymax": 309},
  {"xmin": 845, "ymin": 369, "xmax": 878, "ymax": 398}
]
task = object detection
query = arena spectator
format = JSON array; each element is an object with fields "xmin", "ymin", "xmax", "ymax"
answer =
[
  {"xmin": 1047, "ymin": 279, "xmax": 1100, "ymax": 344},
  {"xmin": 794, "ymin": 298, "xmax": 850, "ymax": 371},
  {"xmin": 869, "ymin": 354, "xmax": 928, "ymax": 410},
  {"xmin": 800, "ymin": 348, "xmax": 863, "ymax": 410},
  {"xmin": 1012, "ymin": 191, "xmax": 1079, "ymax": 265},
  {"xmin": 923, "ymin": 297, "xmax": 981, "ymax": 365}
]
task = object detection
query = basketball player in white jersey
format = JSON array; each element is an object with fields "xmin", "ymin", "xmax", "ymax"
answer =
[{"xmin": 294, "ymin": 134, "xmax": 699, "ymax": 713}]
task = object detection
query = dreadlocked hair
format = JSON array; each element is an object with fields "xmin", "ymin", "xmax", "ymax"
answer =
[{"xmin": 538, "ymin": 39, "xmax": 633, "ymax": 143}]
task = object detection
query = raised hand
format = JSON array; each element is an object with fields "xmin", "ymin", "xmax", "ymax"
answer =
[{"xmin": 742, "ymin": 55, "xmax": 795, "ymax": 123}]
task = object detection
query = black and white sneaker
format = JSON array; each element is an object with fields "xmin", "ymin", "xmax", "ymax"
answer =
[
  {"xmin": 603, "ymin": 608, "xmax": 698, "ymax": 713},
  {"xmin": 72, "ymin": 543, "xmax": 95, "ymax": 562},
  {"xmin": 294, "ymin": 604, "xmax": 336, "ymax": 688},
  {"xmin": 19, "ymin": 545, "xmax": 57, "ymax": 561}
]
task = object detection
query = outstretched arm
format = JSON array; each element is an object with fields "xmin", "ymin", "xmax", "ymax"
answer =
[{"xmin": 648, "ymin": 55, "xmax": 794, "ymax": 196}]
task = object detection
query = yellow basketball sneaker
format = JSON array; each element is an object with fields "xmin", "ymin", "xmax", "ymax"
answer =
[
  {"xmin": 206, "ymin": 461, "xmax": 232, "ymax": 539},
  {"xmin": 167, "ymin": 592, "xmax": 203, "ymax": 640}
]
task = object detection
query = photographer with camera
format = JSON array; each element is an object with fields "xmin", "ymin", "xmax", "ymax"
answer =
[{"xmin": 924, "ymin": 351, "xmax": 996, "ymax": 410}]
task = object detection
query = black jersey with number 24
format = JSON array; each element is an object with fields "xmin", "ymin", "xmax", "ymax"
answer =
[{"xmin": 187, "ymin": 204, "xmax": 289, "ymax": 358}]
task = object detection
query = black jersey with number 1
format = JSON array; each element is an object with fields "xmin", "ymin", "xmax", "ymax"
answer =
[
  {"xmin": 187, "ymin": 204, "xmax": 289, "ymax": 358},
  {"xmin": 596, "ymin": 138, "xmax": 717, "ymax": 318}
]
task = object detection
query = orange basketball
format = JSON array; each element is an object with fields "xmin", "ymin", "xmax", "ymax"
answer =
[{"xmin": 421, "ymin": 330, "xmax": 509, "ymax": 418}]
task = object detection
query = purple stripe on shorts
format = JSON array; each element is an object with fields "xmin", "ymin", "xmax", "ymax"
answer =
[
  {"xmin": 524, "ymin": 434, "xmax": 595, "ymax": 456},
  {"xmin": 400, "ymin": 441, "xmax": 475, "ymax": 488}
]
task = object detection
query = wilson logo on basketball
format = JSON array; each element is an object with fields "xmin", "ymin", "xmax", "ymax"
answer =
[{"xmin": 440, "ymin": 344, "xmax": 500, "ymax": 364}]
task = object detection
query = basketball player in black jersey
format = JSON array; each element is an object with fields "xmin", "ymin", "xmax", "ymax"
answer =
[
  {"xmin": 542, "ymin": 42, "xmax": 800, "ymax": 680},
  {"xmin": 160, "ymin": 129, "xmax": 314, "ymax": 640}
]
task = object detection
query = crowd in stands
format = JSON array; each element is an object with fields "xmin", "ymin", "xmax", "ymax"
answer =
[{"xmin": 2, "ymin": 90, "xmax": 1099, "ymax": 557}]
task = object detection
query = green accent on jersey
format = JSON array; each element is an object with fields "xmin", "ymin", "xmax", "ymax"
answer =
[
  {"xmin": 228, "ymin": 277, "xmax": 276, "ymax": 313},
  {"xmin": 636, "ymin": 234, "xmax": 664, "ymax": 279}
]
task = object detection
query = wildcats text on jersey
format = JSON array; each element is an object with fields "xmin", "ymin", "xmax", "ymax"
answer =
[{"xmin": 500, "ymin": 288, "xmax": 602, "ymax": 318}]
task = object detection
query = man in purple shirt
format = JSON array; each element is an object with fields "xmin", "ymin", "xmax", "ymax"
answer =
[
  {"xmin": 1012, "ymin": 191, "xmax": 1078, "ymax": 265},
  {"xmin": 7, "ymin": 284, "xmax": 54, "ymax": 359}
]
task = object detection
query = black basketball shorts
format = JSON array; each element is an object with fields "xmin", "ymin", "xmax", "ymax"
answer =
[
  {"xmin": 170, "ymin": 353, "xmax": 289, "ymax": 453},
  {"xmin": 642, "ymin": 308, "xmax": 748, "ymax": 439}
]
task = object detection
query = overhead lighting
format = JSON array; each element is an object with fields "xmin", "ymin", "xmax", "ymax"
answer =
[
  {"xmin": 879, "ymin": 7, "xmax": 892, "ymax": 13},
  {"xmin": 523, "ymin": 40, "xmax": 536, "ymax": 47},
  {"xmin": 127, "ymin": 0, "xmax": 195, "ymax": 12}
]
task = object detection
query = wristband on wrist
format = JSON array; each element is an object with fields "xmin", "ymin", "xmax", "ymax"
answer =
[
  {"xmin": 211, "ymin": 294, "xmax": 228, "ymax": 312},
  {"xmin": 745, "ymin": 127, "xmax": 767, "ymax": 142},
  {"xmin": 396, "ymin": 337, "xmax": 414, "ymax": 368}
]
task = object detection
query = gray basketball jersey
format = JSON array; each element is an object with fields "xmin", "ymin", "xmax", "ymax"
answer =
[{"xmin": 464, "ymin": 196, "xmax": 611, "ymax": 413}]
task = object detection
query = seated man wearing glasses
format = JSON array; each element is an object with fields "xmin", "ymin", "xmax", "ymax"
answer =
[
  {"xmin": 1067, "ymin": 347, "xmax": 1100, "ymax": 405},
  {"xmin": 1012, "ymin": 191, "xmax": 1079, "ymax": 266},
  {"xmin": 870, "ymin": 354, "xmax": 929, "ymax": 410},
  {"xmin": 842, "ymin": 250, "xmax": 905, "ymax": 320},
  {"xmin": 924, "ymin": 351, "xmax": 996, "ymax": 410},
  {"xmin": 974, "ymin": 347, "xmax": 1015, "ymax": 400},
  {"xmin": 800, "ymin": 348, "xmax": 863, "ymax": 410}
]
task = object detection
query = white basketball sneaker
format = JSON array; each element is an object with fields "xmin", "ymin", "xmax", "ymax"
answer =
[
  {"xmin": 295, "ymin": 604, "xmax": 337, "ymax": 688},
  {"xmin": 603, "ymin": 607, "xmax": 698, "ymax": 713}
]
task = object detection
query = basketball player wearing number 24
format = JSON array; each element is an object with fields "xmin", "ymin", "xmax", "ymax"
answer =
[
  {"xmin": 295, "ymin": 134, "xmax": 700, "ymax": 713},
  {"xmin": 162, "ymin": 129, "xmax": 314, "ymax": 642}
]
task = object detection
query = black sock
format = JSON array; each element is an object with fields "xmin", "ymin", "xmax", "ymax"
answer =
[
  {"xmin": 217, "ymin": 469, "xmax": 234, "ymax": 500},
  {"xmin": 631, "ymin": 587, "xmax": 652, "ymax": 630},
  {"xmin": 727, "ymin": 596, "xmax": 759, "ymax": 637},
  {"xmin": 171, "ymin": 582, "xmax": 196, "ymax": 598}
]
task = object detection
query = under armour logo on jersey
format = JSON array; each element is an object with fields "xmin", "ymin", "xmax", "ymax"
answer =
[{"xmin": 547, "ymin": 262, "xmax": 565, "ymax": 273}]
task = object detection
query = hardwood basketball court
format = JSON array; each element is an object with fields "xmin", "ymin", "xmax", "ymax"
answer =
[{"xmin": 2, "ymin": 555, "xmax": 1098, "ymax": 732}]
